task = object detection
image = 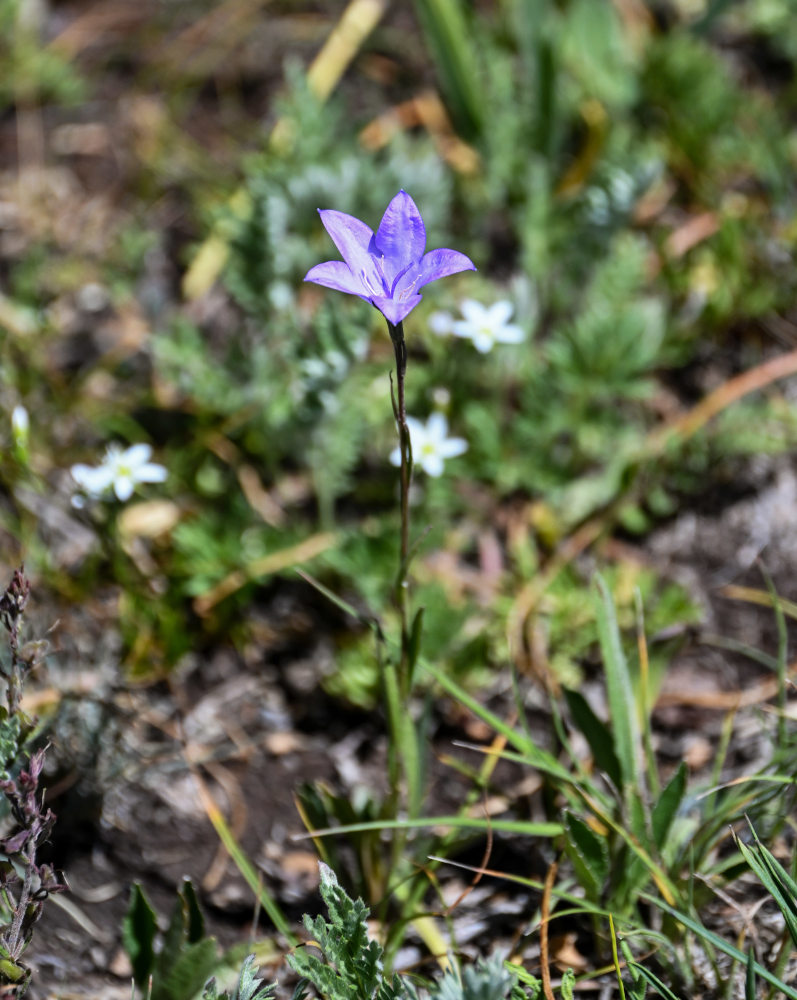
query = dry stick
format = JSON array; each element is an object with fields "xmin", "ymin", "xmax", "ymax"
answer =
[
  {"xmin": 508, "ymin": 346, "xmax": 797, "ymax": 669},
  {"xmin": 540, "ymin": 859, "xmax": 559, "ymax": 1000}
]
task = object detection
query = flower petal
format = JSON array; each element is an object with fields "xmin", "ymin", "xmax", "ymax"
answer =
[
  {"xmin": 138, "ymin": 463, "xmax": 168, "ymax": 484},
  {"xmin": 374, "ymin": 191, "xmax": 426, "ymax": 283},
  {"xmin": 114, "ymin": 476, "xmax": 135, "ymax": 502},
  {"xmin": 123, "ymin": 443, "xmax": 153, "ymax": 469},
  {"xmin": 472, "ymin": 332, "xmax": 494, "ymax": 353},
  {"xmin": 460, "ymin": 299, "xmax": 487, "ymax": 324},
  {"xmin": 421, "ymin": 453, "xmax": 445, "ymax": 477},
  {"xmin": 304, "ymin": 260, "xmax": 367, "ymax": 297},
  {"xmin": 399, "ymin": 248, "xmax": 476, "ymax": 295},
  {"xmin": 71, "ymin": 464, "xmax": 114, "ymax": 495},
  {"xmin": 439, "ymin": 436, "xmax": 468, "ymax": 458},
  {"xmin": 452, "ymin": 320, "xmax": 476, "ymax": 340},
  {"xmin": 488, "ymin": 300, "xmax": 514, "ymax": 325},
  {"xmin": 426, "ymin": 412, "xmax": 449, "ymax": 441},
  {"xmin": 370, "ymin": 293, "xmax": 423, "ymax": 326},
  {"xmin": 317, "ymin": 210, "xmax": 380, "ymax": 288},
  {"xmin": 495, "ymin": 324, "xmax": 525, "ymax": 344}
]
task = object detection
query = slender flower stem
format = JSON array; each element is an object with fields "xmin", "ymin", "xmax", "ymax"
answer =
[{"xmin": 387, "ymin": 320, "xmax": 411, "ymax": 693}]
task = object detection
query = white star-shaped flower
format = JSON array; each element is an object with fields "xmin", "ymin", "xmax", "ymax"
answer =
[
  {"xmin": 71, "ymin": 443, "xmax": 167, "ymax": 503},
  {"xmin": 390, "ymin": 413, "xmax": 468, "ymax": 478},
  {"xmin": 451, "ymin": 299, "xmax": 525, "ymax": 354}
]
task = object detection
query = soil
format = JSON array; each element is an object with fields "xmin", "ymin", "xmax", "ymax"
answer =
[{"xmin": 19, "ymin": 445, "xmax": 797, "ymax": 999}]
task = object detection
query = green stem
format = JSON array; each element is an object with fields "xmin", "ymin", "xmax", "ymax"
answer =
[{"xmin": 388, "ymin": 320, "xmax": 412, "ymax": 694}]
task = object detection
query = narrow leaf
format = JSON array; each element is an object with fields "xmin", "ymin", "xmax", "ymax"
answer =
[
  {"xmin": 563, "ymin": 810, "xmax": 608, "ymax": 901},
  {"xmin": 651, "ymin": 762, "xmax": 687, "ymax": 850},
  {"xmin": 593, "ymin": 575, "xmax": 640, "ymax": 795},
  {"xmin": 122, "ymin": 884, "xmax": 158, "ymax": 988},
  {"xmin": 180, "ymin": 879, "xmax": 205, "ymax": 945},
  {"xmin": 563, "ymin": 687, "xmax": 622, "ymax": 788},
  {"xmin": 745, "ymin": 947, "xmax": 756, "ymax": 1000}
]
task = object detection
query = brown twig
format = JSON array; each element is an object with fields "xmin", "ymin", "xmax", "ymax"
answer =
[{"xmin": 540, "ymin": 859, "xmax": 559, "ymax": 1000}]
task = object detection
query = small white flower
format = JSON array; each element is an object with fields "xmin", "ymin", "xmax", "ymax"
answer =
[
  {"xmin": 390, "ymin": 413, "xmax": 467, "ymax": 478},
  {"xmin": 451, "ymin": 299, "xmax": 525, "ymax": 354},
  {"xmin": 71, "ymin": 443, "xmax": 167, "ymax": 503},
  {"xmin": 11, "ymin": 406, "xmax": 29, "ymax": 442}
]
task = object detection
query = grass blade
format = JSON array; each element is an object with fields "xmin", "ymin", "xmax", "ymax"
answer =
[
  {"xmin": 593, "ymin": 575, "xmax": 640, "ymax": 799},
  {"xmin": 736, "ymin": 826, "xmax": 797, "ymax": 948},
  {"xmin": 411, "ymin": 0, "xmax": 484, "ymax": 140},
  {"xmin": 644, "ymin": 894, "xmax": 797, "ymax": 999}
]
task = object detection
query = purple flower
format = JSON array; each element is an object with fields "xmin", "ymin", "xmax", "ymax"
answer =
[{"xmin": 304, "ymin": 190, "xmax": 476, "ymax": 326}]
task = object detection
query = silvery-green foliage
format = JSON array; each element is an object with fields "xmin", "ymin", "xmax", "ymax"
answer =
[
  {"xmin": 289, "ymin": 865, "xmax": 577, "ymax": 1000},
  {"xmin": 202, "ymin": 955, "xmax": 275, "ymax": 1000},
  {"xmin": 287, "ymin": 864, "xmax": 408, "ymax": 1000},
  {"xmin": 431, "ymin": 955, "xmax": 518, "ymax": 1000}
]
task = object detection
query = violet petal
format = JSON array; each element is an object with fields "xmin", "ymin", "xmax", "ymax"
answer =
[
  {"xmin": 305, "ymin": 260, "xmax": 368, "ymax": 297},
  {"xmin": 371, "ymin": 293, "xmax": 423, "ymax": 326},
  {"xmin": 318, "ymin": 210, "xmax": 381, "ymax": 290},
  {"xmin": 373, "ymin": 191, "xmax": 426, "ymax": 283},
  {"xmin": 405, "ymin": 248, "xmax": 476, "ymax": 293}
]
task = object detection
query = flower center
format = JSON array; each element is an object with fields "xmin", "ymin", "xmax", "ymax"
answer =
[{"xmin": 360, "ymin": 256, "xmax": 393, "ymax": 298}]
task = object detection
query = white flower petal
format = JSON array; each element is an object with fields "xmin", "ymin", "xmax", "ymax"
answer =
[
  {"xmin": 389, "ymin": 445, "xmax": 402, "ymax": 468},
  {"xmin": 11, "ymin": 406, "xmax": 29, "ymax": 435},
  {"xmin": 459, "ymin": 299, "xmax": 486, "ymax": 324},
  {"xmin": 425, "ymin": 412, "xmax": 449, "ymax": 442},
  {"xmin": 114, "ymin": 476, "xmax": 135, "ymax": 502},
  {"xmin": 488, "ymin": 300, "xmax": 514, "ymax": 325},
  {"xmin": 71, "ymin": 464, "xmax": 115, "ymax": 496},
  {"xmin": 137, "ymin": 462, "xmax": 168, "ymax": 484},
  {"xmin": 439, "ymin": 436, "xmax": 468, "ymax": 459},
  {"xmin": 421, "ymin": 453, "xmax": 445, "ymax": 477},
  {"xmin": 495, "ymin": 324, "xmax": 525, "ymax": 344},
  {"xmin": 472, "ymin": 332, "xmax": 494, "ymax": 353},
  {"xmin": 123, "ymin": 443, "xmax": 153, "ymax": 469}
]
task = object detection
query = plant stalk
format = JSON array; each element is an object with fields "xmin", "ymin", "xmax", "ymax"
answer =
[{"xmin": 388, "ymin": 320, "xmax": 411, "ymax": 694}]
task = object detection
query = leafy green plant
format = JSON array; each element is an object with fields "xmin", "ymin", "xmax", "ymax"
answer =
[
  {"xmin": 289, "ymin": 863, "xmax": 573, "ymax": 1000},
  {"xmin": 202, "ymin": 956, "xmax": 276, "ymax": 1000},
  {"xmin": 123, "ymin": 880, "xmax": 222, "ymax": 1000},
  {"xmin": 421, "ymin": 573, "xmax": 796, "ymax": 988},
  {"xmin": 288, "ymin": 862, "xmax": 407, "ymax": 1000}
]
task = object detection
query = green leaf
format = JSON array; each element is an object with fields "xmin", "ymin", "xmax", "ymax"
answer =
[
  {"xmin": 626, "ymin": 962, "xmax": 684, "ymax": 1000},
  {"xmin": 651, "ymin": 762, "xmax": 687, "ymax": 850},
  {"xmin": 592, "ymin": 575, "xmax": 640, "ymax": 798},
  {"xmin": 563, "ymin": 687, "xmax": 622, "ymax": 788},
  {"xmin": 122, "ymin": 883, "xmax": 158, "ymax": 988},
  {"xmin": 745, "ymin": 947, "xmax": 756, "ymax": 1000},
  {"xmin": 407, "ymin": 606, "xmax": 425, "ymax": 687},
  {"xmin": 645, "ymin": 895, "xmax": 797, "ymax": 999},
  {"xmin": 234, "ymin": 955, "xmax": 276, "ymax": 1000},
  {"xmin": 563, "ymin": 0, "xmax": 636, "ymax": 108},
  {"xmin": 161, "ymin": 938, "xmax": 220, "ymax": 1000},
  {"xmin": 180, "ymin": 879, "xmax": 205, "ymax": 945},
  {"xmin": 736, "ymin": 826, "xmax": 797, "ymax": 948},
  {"xmin": 411, "ymin": 0, "xmax": 484, "ymax": 141},
  {"xmin": 153, "ymin": 891, "xmax": 190, "ymax": 998},
  {"xmin": 563, "ymin": 810, "xmax": 608, "ymax": 901}
]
